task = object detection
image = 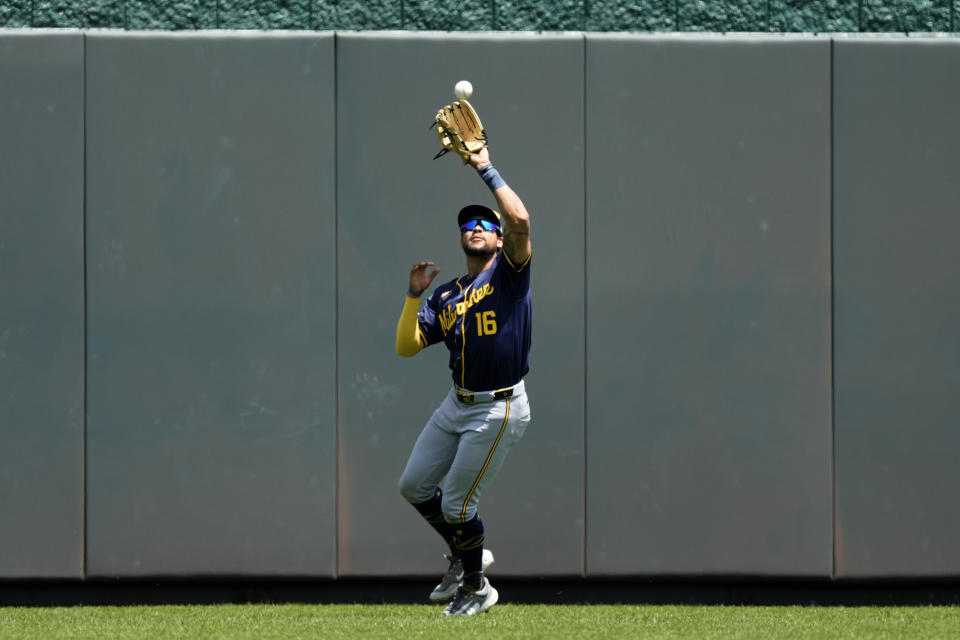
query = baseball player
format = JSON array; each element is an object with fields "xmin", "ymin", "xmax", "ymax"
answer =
[{"xmin": 395, "ymin": 131, "xmax": 532, "ymax": 617}]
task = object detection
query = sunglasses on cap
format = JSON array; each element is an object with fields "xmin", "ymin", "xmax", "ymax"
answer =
[{"xmin": 460, "ymin": 219, "xmax": 500, "ymax": 233}]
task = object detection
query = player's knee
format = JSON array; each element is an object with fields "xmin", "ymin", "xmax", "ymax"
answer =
[
  {"xmin": 397, "ymin": 475, "xmax": 416, "ymax": 502},
  {"xmin": 398, "ymin": 473, "xmax": 430, "ymax": 504}
]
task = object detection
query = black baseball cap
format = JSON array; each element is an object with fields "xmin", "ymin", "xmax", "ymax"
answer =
[{"xmin": 457, "ymin": 204, "xmax": 502, "ymax": 235}]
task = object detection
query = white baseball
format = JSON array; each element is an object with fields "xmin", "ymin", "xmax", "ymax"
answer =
[{"xmin": 454, "ymin": 80, "xmax": 473, "ymax": 100}]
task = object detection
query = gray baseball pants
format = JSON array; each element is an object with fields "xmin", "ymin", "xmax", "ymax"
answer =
[{"xmin": 398, "ymin": 380, "xmax": 530, "ymax": 523}]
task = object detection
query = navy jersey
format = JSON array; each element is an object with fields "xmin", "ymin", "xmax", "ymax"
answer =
[{"xmin": 418, "ymin": 251, "xmax": 531, "ymax": 390}]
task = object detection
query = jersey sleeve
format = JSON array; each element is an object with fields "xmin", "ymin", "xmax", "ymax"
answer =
[
  {"xmin": 497, "ymin": 251, "xmax": 531, "ymax": 298},
  {"xmin": 417, "ymin": 289, "xmax": 446, "ymax": 346}
]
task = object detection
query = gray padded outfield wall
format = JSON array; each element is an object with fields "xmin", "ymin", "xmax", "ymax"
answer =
[
  {"xmin": 833, "ymin": 37, "xmax": 960, "ymax": 579},
  {"xmin": 3, "ymin": 30, "xmax": 960, "ymax": 581},
  {"xmin": 84, "ymin": 33, "xmax": 337, "ymax": 577},
  {"xmin": 336, "ymin": 33, "xmax": 585, "ymax": 578},
  {"xmin": 585, "ymin": 35, "xmax": 833, "ymax": 576},
  {"xmin": 0, "ymin": 32, "xmax": 85, "ymax": 578}
]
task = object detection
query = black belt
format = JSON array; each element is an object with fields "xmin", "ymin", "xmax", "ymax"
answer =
[{"xmin": 455, "ymin": 386, "xmax": 514, "ymax": 405}]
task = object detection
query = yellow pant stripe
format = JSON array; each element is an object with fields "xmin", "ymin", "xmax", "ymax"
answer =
[{"xmin": 459, "ymin": 398, "xmax": 510, "ymax": 522}]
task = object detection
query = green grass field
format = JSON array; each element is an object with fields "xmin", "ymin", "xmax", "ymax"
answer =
[{"xmin": 1, "ymin": 604, "xmax": 958, "ymax": 639}]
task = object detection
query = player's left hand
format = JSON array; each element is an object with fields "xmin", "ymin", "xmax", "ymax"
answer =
[{"xmin": 468, "ymin": 147, "xmax": 490, "ymax": 170}]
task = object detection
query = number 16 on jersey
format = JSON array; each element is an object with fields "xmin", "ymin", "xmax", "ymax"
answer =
[{"xmin": 476, "ymin": 311, "xmax": 497, "ymax": 336}]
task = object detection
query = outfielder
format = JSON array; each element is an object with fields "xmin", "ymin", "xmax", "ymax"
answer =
[{"xmin": 395, "ymin": 99, "xmax": 532, "ymax": 616}]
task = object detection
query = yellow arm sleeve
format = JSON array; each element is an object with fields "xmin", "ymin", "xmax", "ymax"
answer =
[{"xmin": 396, "ymin": 293, "xmax": 426, "ymax": 357}]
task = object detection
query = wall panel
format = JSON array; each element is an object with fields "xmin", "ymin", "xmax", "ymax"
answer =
[
  {"xmin": 336, "ymin": 32, "xmax": 585, "ymax": 577},
  {"xmin": 833, "ymin": 37, "xmax": 960, "ymax": 578},
  {"xmin": 0, "ymin": 31, "xmax": 85, "ymax": 579},
  {"xmin": 585, "ymin": 35, "xmax": 833, "ymax": 576},
  {"xmin": 84, "ymin": 33, "xmax": 337, "ymax": 577}
]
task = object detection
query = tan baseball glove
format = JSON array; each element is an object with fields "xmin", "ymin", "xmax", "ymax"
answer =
[{"xmin": 433, "ymin": 100, "xmax": 487, "ymax": 164}]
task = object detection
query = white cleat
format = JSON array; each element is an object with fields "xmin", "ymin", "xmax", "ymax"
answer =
[
  {"xmin": 441, "ymin": 577, "xmax": 499, "ymax": 616},
  {"xmin": 429, "ymin": 549, "xmax": 495, "ymax": 602}
]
